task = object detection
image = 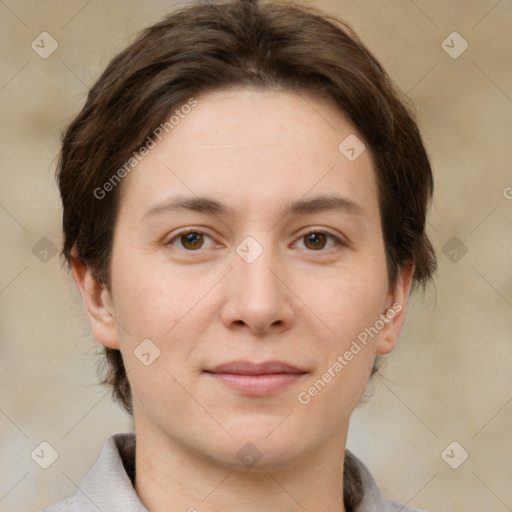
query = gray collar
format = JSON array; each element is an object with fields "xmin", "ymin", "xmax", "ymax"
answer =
[{"xmin": 43, "ymin": 433, "xmax": 424, "ymax": 512}]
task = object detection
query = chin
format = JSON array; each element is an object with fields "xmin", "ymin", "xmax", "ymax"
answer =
[{"xmin": 203, "ymin": 417, "xmax": 307, "ymax": 469}]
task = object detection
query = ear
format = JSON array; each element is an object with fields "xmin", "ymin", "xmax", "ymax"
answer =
[
  {"xmin": 69, "ymin": 252, "xmax": 120, "ymax": 350},
  {"xmin": 376, "ymin": 262, "xmax": 415, "ymax": 355}
]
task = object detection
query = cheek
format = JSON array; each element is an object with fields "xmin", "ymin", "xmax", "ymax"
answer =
[
  {"xmin": 109, "ymin": 258, "xmax": 224, "ymax": 391},
  {"xmin": 115, "ymin": 273, "xmax": 198, "ymax": 341},
  {"xmin": 311, "ymin": 265, "xmax": 388, "ymax": 344},
  {"xmin": 110, "ymin": 268, "xmax": 200, "ymax": 399},
  {"xmin": 298, "ymin": 271, "xmax": 385, "ymax": 412},
  {"xmin": 110, "ymin": 254, "xmax": 199, "ymax": 337}
]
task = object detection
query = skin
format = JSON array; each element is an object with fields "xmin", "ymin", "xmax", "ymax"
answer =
[{"xmin": 72, "ymin": 88, "xmax": 414, "ymax": 512}]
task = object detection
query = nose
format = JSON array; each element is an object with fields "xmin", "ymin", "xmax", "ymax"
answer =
[{"xmin": 219, "ymin": 242, "xmax": 295, "ymax": 335}]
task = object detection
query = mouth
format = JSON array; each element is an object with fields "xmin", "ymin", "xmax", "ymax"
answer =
[{"xmin": 204, "ymin": 360, "xmax": 308, "ymax": 396}]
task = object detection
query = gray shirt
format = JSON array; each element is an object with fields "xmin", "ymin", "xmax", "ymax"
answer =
[{"xmin": 41, "ymin": 433, "xmax": 425, "ymax": 512}]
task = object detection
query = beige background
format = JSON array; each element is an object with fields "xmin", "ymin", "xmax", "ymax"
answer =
[{"xmin": 1, "ymin": 1, "xmax": 511, "ymax": 511}]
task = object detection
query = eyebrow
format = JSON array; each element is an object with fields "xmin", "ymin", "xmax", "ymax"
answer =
[
  {"xmin": 143, "ymin": 194, "xmax": 365, "ymax": 220},
  {"xmin": 283, "ymin": 195, "xmax": 364, "ymax": 217},
  {"xmin": 143, "ymin": 196, "xmax": 231, "ymax": 219}
]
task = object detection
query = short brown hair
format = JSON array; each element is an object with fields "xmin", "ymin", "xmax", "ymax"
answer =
[{"xmin": 58, "ymin": 0, "xmax": 436, "ymax": 436}]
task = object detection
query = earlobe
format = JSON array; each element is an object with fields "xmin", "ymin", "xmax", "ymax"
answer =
[
  {"xmin": 376, "ymin": 263, "xmax": 415, "ymax": 355},
  {"xmin": 69, "ymin": 253, "xmax": 120, "ymax": 350}
]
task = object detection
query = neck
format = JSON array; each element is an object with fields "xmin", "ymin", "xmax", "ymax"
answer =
[{"xmin": 133, "ymin": 419, "xmax": 348, "ymax": 512}]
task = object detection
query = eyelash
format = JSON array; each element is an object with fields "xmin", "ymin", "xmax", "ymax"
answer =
[{"xmin": 166, "ymin": 228, "xmax": 346, "ymax": 252}]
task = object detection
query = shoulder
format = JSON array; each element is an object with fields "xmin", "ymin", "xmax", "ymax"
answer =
[
  {"xmin": 346, "ymin": 450, "xmax": 428, "ymax": 512},
  {"xmin": 38, "ymin": 433, "xmax": 142, "ymax": 512}
]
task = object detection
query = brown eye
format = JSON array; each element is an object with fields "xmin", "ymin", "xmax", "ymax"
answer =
[
  {"xmin": 165, "ymin": 229, "xmax": 216, "ymax": 253},
  {"xmin": 296, "ymin": 230, "xmax": 340, "ymax": 251},
  {"xmin": 304, "ymin": 232, "xmax": 328, "ymax": 250},
  {"xmin": 180, "ymin": 232, "xmax": 204, "ymax": 250}
]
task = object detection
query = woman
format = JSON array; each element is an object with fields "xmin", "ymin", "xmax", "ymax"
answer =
[{"xmin": 44, "ymin": 0, "xmax": 436, "ymax": 510}]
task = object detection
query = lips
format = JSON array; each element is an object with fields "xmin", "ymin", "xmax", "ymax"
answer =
[
  {"xmin": 204, "ymin": 360, "xmax": 307, "ymax": 396},
  {"xmin": 206, "ymin": 360, "xmax": 306, "ymax": 375}
]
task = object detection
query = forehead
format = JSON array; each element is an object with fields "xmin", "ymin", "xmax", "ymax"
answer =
[{"xmin": 117, "ymin": 88, "xmax": 380, "ymax": 224}]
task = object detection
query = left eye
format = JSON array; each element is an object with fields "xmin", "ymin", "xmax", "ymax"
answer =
[
  {"xmin": 169, "ymin": 230, "xmax": 216, "ymax": 251},
  {"xmin": 295, "ymin": 231, "xmax": 340, "ymax": 251}
]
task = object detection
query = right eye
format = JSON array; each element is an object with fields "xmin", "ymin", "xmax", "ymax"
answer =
[{"xmin": 167, "ymin": 229, "xmax": 217, "ymax": 251}]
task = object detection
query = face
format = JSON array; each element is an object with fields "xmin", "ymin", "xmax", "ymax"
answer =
[{"xmin": 77, "ymin": 88, "xmax": 412, "ymax": 470}]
